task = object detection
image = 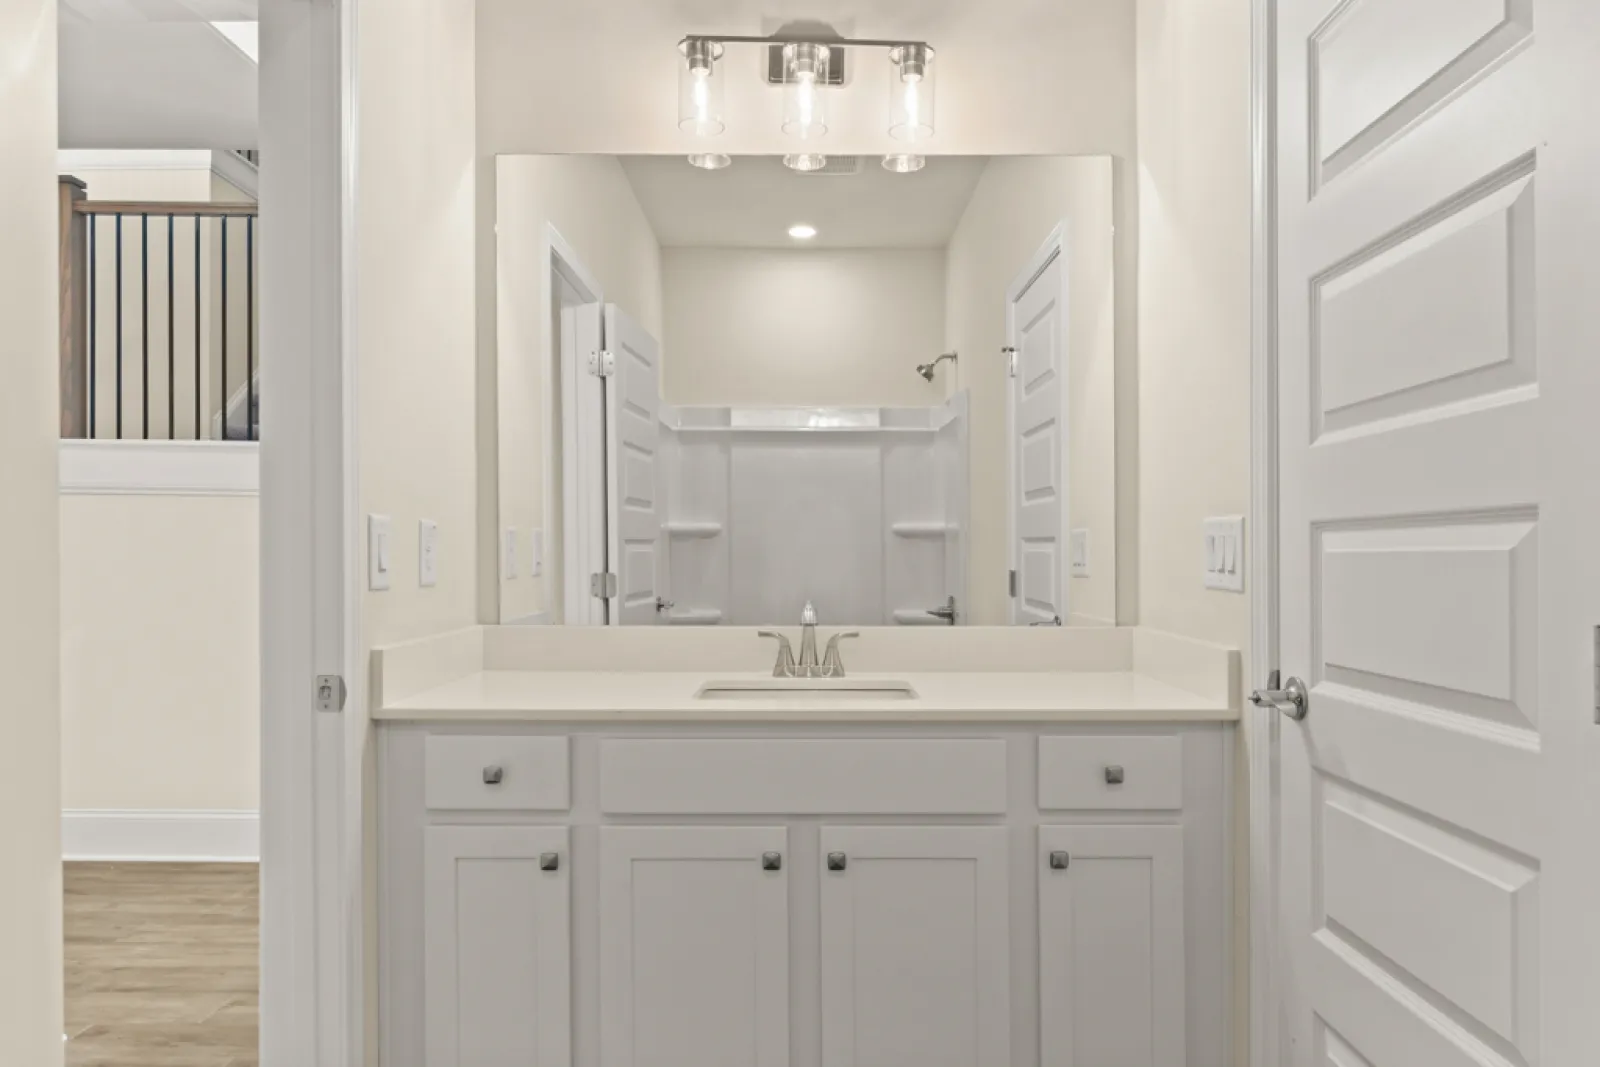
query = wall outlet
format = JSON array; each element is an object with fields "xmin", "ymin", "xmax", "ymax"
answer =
[
  {"xmin": 1203, "ymin": 516, "xmax": 1245, "ymax": 592},
  {"xmin": 1070, "ymin": 529, "xmax": 1090, "ymax": 577},
  {"xmin": 418, "ymin": 520, "xmax": 439, "ymax": 588},
  {"xmin": 529, "ymin": 528, "xmax": 544, "ymax": 578},
  {"xmin": 367, "ymin": 514, "xmax": 392, "ymax": 592},
  {"xmin": 503, "ymin": 528, "xmax": 519, "ymax": 581}
]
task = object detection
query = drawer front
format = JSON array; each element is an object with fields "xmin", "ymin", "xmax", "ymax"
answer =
[
  {"xmin": 424, "ymin": 735, "xmax": 570, "ymax": 811},
  {"xmin": 1038, "ymin": 735, "xmax": 1183, "ymax": 810},
  {"xmin": 599, "ymin": 738, "xmax": 1008, "ymax": 815}
]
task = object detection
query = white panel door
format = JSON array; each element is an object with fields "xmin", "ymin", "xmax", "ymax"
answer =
[
  {"xmin": 819, "ymin": 826, "xmax": 1010, "ymax": 1067},
  {"xmin": 598, "ymin": 826, "xmax": 790, "ymax": 1067},
  {"xmin": 1276, "ymin": 1, "xmax": 1600, "ymax": 1064},
  {"xmin": 1038, "ymin": 825, "xmax": 1185, "ymax": 1067},
  {"xmin": 604, "ymin": 303, "xmax": 663, "ymax": 625},
  {"xmin": 423, "ymin": 825, "xmax": 570, "ymax": 1067},
  {"xmin": 563, "ymin": 300, "xmax": 607, "ymax": 625},
  {"xmin": 1008, "ymin": 249, "xmax": 1067, "ymax": 625}
]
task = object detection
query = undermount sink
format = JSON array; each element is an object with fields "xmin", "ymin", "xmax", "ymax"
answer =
[{"xmin": 695, "ymin": 679, "xmax": 919, "ymax": 701}]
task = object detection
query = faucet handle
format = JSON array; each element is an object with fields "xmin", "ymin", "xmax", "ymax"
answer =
[
  {"xmin": 758, "ymin": 631, "xmax": 797, "ymax": 678},
  {"xmin": 821, "ymin": 631, "xmax": 860, "ymax": 677},
  {"xmin": 801, "ymin": 600, "xmax": 818, "ymax": 626}
]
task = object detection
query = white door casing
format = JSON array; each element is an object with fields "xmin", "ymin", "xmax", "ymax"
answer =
[
  {"xmin": 819, "ymin": 825, "xmax": 1011, "ymax": 1067},
  {"xmin": 1271, "ymin": 1, "xmax": 1600, "ymax": 1064},
  {"xmin": 1038, "ymin": 825, "xmax": 1186, "ymax": 1067},
  {"xmin": 598, "ymin": 826, "xmax": 791, "ymax": 1067},
  {"xmin": 1008, "ymin": 233, "xmax": 1070, "ymax": 626},
  {"xmin": 604, "ymin": 304, "xmax": 663, "ymax": 626},
  {"xmin": 423, "ymin": 826, "xmax": 570, "ymax": 1067}
]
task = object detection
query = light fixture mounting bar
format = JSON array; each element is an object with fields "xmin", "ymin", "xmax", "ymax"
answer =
[{"xmin": 679, "ymin": 34, "xmax": 932, "ymax": 52}]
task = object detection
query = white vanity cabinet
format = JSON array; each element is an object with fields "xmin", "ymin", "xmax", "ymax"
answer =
[{"xmin": 379, "ymin": 723, "xmax": 1233, "ymax": 1067}]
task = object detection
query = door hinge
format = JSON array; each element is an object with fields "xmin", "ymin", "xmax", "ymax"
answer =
[
  {"xmin": 590, "ymin": 572, "xmax": 617, "ymax": 599},
  {"xmin": 1004, "ymin": 346, "xmax": 1018, "ymax": 378},
  {"xmin": 1008, "ymin": 569, "xmax": 1018, "ymax": 597},
  {"xmin": 315, "ymin": 674, "xmax": 346, "ymax": 713},
  {"xmin": 586, "ymin": 350, "xmax": 616, "ymax": 377}
]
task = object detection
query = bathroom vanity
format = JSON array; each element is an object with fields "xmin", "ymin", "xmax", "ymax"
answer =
[{"xmin": 374, "ymin": 626, "xmax": 1240, "ymax": 1066}]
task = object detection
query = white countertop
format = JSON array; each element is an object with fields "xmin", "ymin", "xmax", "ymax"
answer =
[{"xmin": 375, "ymin": 669, "xmax": 1238, "ymax": 723}]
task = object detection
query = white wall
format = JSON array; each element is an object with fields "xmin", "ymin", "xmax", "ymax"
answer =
[
  {"xmin": 359, "ymin": 0, "xmax": 480, "ymax": 647},
  {"xmin": 661, "ymin": 247, "xmax": 946, "ymax": 407},
  {"xmin": 1135, "ymin": 2, "xmax": 1253, "ymax": 655},
  {"xmin": 60, "ymin": 492, "xmax": 259, "ymax": 816},
  {"xmin": 0, "ymin": 0, "xmax": 64, "ymax": 1059},
  {"xmin": 495, "ymin": 155, "xmax": 664, "ymax": 621},
  {"xmin": 945, "ymin": 156, "xmax": 1122, "ymax": 626}
]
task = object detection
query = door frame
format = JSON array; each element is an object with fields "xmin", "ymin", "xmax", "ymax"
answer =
[
  {"xmin": 1005, "ymin": 221, "xmax": 1071, "ymax": 626},
  {"xmin": 544, "ymin": 224, "xmax": 606, "ymax": 625},
  {"xmin": 258, "ymin": 0, "xmax": 363, "ymax": 1063},
  {"xmin": 1247, "ymin": 2, "xmax": 1281, "ymax": 1066}
]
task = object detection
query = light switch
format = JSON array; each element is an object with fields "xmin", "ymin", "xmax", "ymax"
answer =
[
  {"xmin": 368, "ymin": 514, "xmax": 392, "ymax": 591},
  {"xmin": 503, "ymin": 528, "xmax": 519, "ymax": 581},
  {"xmin": 418, "ymin": 520, "xmax": 439, "ymax": 588},
  {"xmin": 1070, "ymin": 529, "xmax": 1090, "ymax": 577},
  {"xmin": 529, "ymin": 528, "xmax": 544, "ymax": 578},
  {"xmin": 1203, "ymin": 516, "xmax": 1245, "ymax": 593}
]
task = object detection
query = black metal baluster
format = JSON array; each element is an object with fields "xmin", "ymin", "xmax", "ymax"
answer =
[
  {"xmin": 221, "ymin": 216, "xmax": 228, "ymax": 440},
  {"xmin": 141, "ymin": 213, "xmax": 150, "ymax": 440},
  {"xmin": 115, "ymin": 213, "xmax": 123, "ymax": 440},
  {"xmin": 194, "ymin": 215, "xmax": 201, "ymax": 440},
  {"xmin": 88, "ymin": 214, "xmax": 96, "ymax": 439},
  {"xmin": 247, "ymin": 215, "xmax": 255, "ymax": 440},
  {"xmin": 167, "ymin": 216, "xmax": 175, "ymax": 438}
]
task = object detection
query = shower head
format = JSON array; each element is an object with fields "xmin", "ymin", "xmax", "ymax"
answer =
[{"xmin": 917, "ymin": 351, "xmax": 958, "ymax": 382}]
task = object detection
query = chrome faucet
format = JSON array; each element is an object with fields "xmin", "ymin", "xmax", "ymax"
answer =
[{"xmin": 797, "ymin": 601, "xmax": 820, "ymax": 675}]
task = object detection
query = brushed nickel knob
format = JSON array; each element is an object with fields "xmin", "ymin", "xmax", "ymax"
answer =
[
  {"xmin": 1049, "ymin": 851, "xmax": 1070, "ymax": 870},
  {"xmin": 762, "ymin": 852, "xmax": 782, "ymax": 871},
  {"xmin": 482, "ymin": 765, "xmax": 504, "ymax": 785},
  {"xmin": 827, "ymin": 852, "xmax": 848, "ymax": 872},
  {"xmin": 539, "ymin": 852, "xmax": 560, "ymax": 872},
  {"xmin": 1104, "ymin": 765, "xmax": 1125, "ymax": 785}
]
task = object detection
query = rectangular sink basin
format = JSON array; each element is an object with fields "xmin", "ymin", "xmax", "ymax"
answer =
[{"xmin": 695, "ymin": 679, "xmax": 918, "ymax": 701}]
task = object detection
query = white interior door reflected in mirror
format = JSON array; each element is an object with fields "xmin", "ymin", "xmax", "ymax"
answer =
[
  {"xmin": 604, "ymin": 303, "xmax": 664, "ymax": 626},
  {"xmin": 1008, "ymin": 241, "xmax": 1068, "ymax": 627}
]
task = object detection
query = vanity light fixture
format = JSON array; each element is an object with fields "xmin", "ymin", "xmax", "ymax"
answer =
[
  {"xmin": 788, "ymin": 223, "xmax": 818, "ymax": 239},
  {"xmin": 676, "ymin": 32, "xmax": 938, "ymax": 154},
  {"xmin": 783, "ymin": 153, "xmax": 829, "ymax": 173},
  {"xmin": 678, "ymin": 38, "xmax": 726, "ymax": 136},
  {"xmin": 687, "ymin": 152, "xmax": 732, "ymax": 170}
]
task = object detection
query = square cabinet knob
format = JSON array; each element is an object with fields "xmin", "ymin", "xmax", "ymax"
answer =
[
  {"xmin": 1049, "ymin": 851, "xmax": 1070, "ymax": 870},
  {"xmin": 1104, "ymin": 764, "xmax": 1125, "ymax": 785},
  {"xmin": 539, "ymin": 852, "xmax": 560, "ymax": 872}
]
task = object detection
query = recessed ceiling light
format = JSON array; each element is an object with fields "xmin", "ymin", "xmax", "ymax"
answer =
[
  {"xmin": 788, "ymin": 224, "xmax": 818, "ymax": 240},
  {"xmin": 687, "ymin": 153, "xmax": 732, "ymax": 170}
]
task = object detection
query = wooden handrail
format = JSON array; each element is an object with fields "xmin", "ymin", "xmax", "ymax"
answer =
[{"xmin": 74, "ymin": 200, "xmax": 259, "ymax": 217}]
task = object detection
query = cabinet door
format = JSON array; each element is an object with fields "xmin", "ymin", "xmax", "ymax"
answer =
[
  {"xmin": 1039, "ymin": 825, "xmax": 1186, "ymax": 1067},
  {"xmin": 424, "ymin": 825, "xmax": 570, "ymax": 1067},
  {"xmin": 599, "ymin": 826, "xmax": 790, "ymax": 1067},
  {"xmin": 819, "ymin": 826, "xmax": 1011, "ymax": 1067}
]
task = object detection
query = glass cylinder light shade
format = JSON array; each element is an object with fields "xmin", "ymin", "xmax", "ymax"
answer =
[
  {"xmin": 678, "ymin": 38, "xmax": 725, "ymax": 136},
  {"xmin": 782, "ymin": 43, "xmax": 830, "ymax": 141},
  {"xmin": 887, "ymin": 44, "xmax": 936, "ymax": 142}
]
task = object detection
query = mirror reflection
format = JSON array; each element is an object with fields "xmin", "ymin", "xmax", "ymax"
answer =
[{"xmin": 496, "ymin": 154, "xmax": 1119, "ymax": 627}]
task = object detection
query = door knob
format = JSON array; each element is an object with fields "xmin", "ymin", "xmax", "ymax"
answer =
[{"xmin": 1251, "ymin": 671, "xmax": 1309, "ymax": 721}]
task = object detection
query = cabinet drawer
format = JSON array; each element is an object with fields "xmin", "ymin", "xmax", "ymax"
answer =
[
  {"xmin": 1038, "ymin": 735, "xmax": 1183, "ymax": 810},
  {"xmin": 599, "ymin": 738, "xmax": 1008, "ymax": 815},
  {"xmin": 424, "ymin": 735, "xmax": 569, "ymax": 811}
]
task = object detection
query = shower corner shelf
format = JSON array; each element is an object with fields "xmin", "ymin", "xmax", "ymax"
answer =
[
  {"xmin": 891, "ymin": 521, "xmax": 952, "ymax": 539},
  {"xmin": 664, "ymin": 521, "xmax": 724, "ymax": 539}
]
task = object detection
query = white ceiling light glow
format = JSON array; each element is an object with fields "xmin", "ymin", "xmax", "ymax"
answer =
[
  {"xmin": 687, "ymin": 153, "xmax": 732, "ymax": 170},
  {"xmin": 787, "ymin": 223, "xmax": 818, "ymax": 240},
  {"xmin": 676, "ymin": 31, "xmax": 937, "ymax": 174}
]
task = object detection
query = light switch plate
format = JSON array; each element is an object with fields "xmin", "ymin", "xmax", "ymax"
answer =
[
  {"xmin": 1203, "ymin": 516, "xmax": 1245, "ymax": 592},
  {"xmin": 1069, "ymin": 529, "xmax": 1090, "ymax": 577},
  {"xmin": 418, "ymin": 520, "xmax": 439, "ymax": 588},
  {"xmin": 529, "ymin": 528, "xmax": 544, "ymax": 578},
  {"xmin": 367, "ymin": 514, "xmax": 392, "ymax": 591},
  {"xmin": 502, "ymin": 528, "xmax": 519, "ymax": 581}
]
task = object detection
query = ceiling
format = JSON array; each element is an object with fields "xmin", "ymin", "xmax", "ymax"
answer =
[
  {"xmin": 59, "ymin": 0, "xmax": 258, "ymax": 150},
  {"xmin": 620, "ymin": 155, "xmax": 989, "ymax": 249}
]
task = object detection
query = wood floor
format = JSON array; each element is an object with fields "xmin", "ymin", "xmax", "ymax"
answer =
[{"xmin": 64, "ymin": 862, "xmax": 258, "ymax": 1067}]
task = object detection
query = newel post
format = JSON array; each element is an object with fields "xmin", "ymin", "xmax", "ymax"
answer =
[{"xmin": 59, "ymin": 174, "xmax": 88, "ymax": 438}]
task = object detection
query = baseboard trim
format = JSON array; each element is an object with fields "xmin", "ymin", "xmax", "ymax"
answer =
[{"xmin": 62, "ymin": 809, "xmax": 260, "ymax": 862}]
